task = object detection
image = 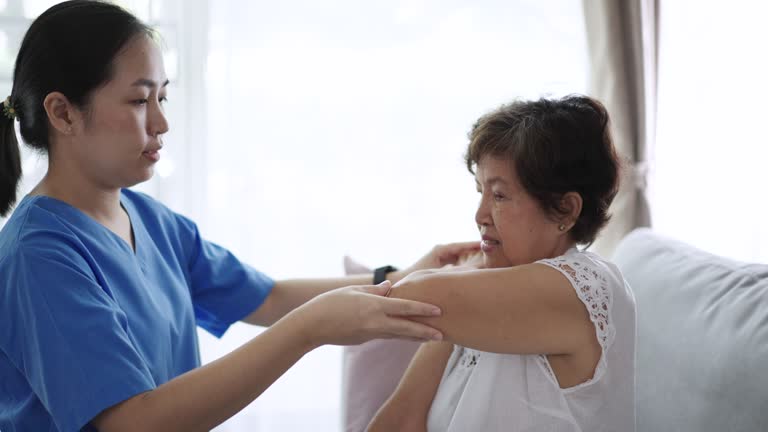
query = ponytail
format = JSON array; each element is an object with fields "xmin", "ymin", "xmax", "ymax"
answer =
[
  {"xmin": 0, "ymin": 100, "xmax": 21, "ymax": 217},
  {"xmin": 0, "ymin": 0, "xmax": 154, "ymax": 217}
]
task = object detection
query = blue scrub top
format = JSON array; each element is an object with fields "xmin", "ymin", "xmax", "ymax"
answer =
[{"xmin": 0, "ymin": 189, "xmax": 274, "ymax": 432}]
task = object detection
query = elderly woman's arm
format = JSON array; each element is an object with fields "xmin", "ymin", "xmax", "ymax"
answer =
[
  {"xmin": 368, "ymin": 342, "xmax": 453, "ymax": 432},
  {"xmin": 371, "ymin": 264, "xmax": 603, "ymax": 431},
  {"xmin": 389, "ymin": 264, "xmax": 598, "ymax": 357}
]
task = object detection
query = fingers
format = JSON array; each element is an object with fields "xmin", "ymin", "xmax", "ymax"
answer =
[
  {"xmin": 437, "ymin": 241, "xmax": 482, "ymax": 265},
  {"xmin": 442, "ymin": 241, "xmax": 481, "ymax": 254},
  {"xmin": 380, "ymin": 296, "xmax": 442, "ymax": 317},
  {"xmin": 358, "ymin": 280, "xmax": 392, "ymax": 296},
  {"xmin": 457, "ymin": 249, "xmax": 483, "ymax": 266},
  {"xmin": 381, "ymin": 316, "xmax": 443, "ymax": 341}
]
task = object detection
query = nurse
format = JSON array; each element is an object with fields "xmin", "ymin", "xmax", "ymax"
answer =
[{"xmin": 0, "ymin": 1, "xmax": 476, "ymax": 431}]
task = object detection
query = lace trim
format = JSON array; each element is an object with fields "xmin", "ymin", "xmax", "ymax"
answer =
[
  {"xmin": 537, "ymin": 253, "xmax": 615, "ymax": 351},
  {"xmin": 457, "ymin": 347, "xmax": 480, "ymax": 369},
  {"xmin": 537, "ymin": 354, "xmax": 558, "ymax": 383}
]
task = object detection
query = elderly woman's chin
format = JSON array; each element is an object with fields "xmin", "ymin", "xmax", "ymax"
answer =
[{"xmin": 482, "ymin": 252, "xmax": 513, "ymax": 269}]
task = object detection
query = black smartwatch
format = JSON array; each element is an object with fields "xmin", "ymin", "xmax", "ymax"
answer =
[{"xmin": 373, "ymin": 265, "xmax": 398, "ymax": 285}]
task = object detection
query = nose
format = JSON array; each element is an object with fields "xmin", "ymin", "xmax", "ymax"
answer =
[
  {"xmin": 475, "ymin": 194, "xmax": 492, "ymax": 229},
  {"xmin": 149, "ymin": 99, "xmax": 170, "ymax": 138}
]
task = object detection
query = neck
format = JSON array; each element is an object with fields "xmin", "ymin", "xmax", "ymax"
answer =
[
  {"xmin": 551, "ymin": 239, "xmax": 577, "ymax": 258},
  {"xmin": 32, "ymin": 155, "xmax": 123, "ymax": 223}
]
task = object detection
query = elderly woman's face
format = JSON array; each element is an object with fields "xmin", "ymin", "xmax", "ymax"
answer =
[{"xmin": 474, "ymin": 156, "xmax": 567, "ymax": 267}]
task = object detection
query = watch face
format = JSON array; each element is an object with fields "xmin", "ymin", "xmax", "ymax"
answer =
[{"xmin": 373, "ymin": 266, "xmax": 397, "ymax": 285}]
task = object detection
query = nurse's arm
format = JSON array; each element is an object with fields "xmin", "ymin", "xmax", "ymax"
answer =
[
  {"xmin": 92, "ymin": 286, "xmax": 442, "ymax": 432},
  {"xmin": 241, "ymin": 273, "xmax": 407, "ymax": 326},
  {"xmin": 368, "ymin": 341, "xmax": 453, "ymax": 432},
  {"xmin": 241, "ymin": 241, "xmax": 481, "ymax": 326},
  {"xmin": 91, "ymin": 313, "xmax": 315, "ymax": 432},
  {"xmin": 91, "ymin": 286, "xmax": 440, "ymax": 432}
]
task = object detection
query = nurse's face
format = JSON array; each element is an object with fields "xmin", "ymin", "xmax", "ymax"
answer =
[{"xmin": 70, "ymin": 35, "xmax": 169, "ymax": 189}]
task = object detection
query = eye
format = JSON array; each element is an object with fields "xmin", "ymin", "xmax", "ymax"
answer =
[
  {"xmin": 159, "ymin": 96, "xmax": 168, "ymax": 104},
  {"xmin": 493, "ymin": 193, "xmax": 506, "ymax": 201},
  {"xmin": 133, "ymin": 98, "xmax": 148, "ymax": 106}
]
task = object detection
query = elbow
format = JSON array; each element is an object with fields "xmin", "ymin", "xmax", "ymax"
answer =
[
  {"xmin": 241, "ymin": 288, "xmax": 282, "ymax": 327},
  {"xmin": 90, "ymin": 391, "xmax": 186, "ymax": 432}
]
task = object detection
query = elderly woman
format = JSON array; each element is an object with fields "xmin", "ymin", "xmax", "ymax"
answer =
[{"xmin": 368, "ymin": 95, "xmax": 636, "ymax": 432}]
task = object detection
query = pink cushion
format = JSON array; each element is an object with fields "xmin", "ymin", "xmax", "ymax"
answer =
[{"xmin": 341, "ymin": 257, "xmax": 421, "ymax": 432}]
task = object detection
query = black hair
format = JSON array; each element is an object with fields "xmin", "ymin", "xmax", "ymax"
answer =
[
  {"xmin": 466, "ymin": 95, "xmax": 621, "ymax": 246},
  {"xmin": 0, "ymin": 0, "xmax": 153, "ymax": 216}
]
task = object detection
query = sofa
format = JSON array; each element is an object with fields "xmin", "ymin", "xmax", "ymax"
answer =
[
  {"xmin": 341, "ymin": 229, "xmax": 768, "ymax": 431},
  {"xmin": 613, "ymin": 228, "xmax": 768, "ymax": 431}
]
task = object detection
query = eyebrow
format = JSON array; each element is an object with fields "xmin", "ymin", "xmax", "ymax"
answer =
[
  {"xmin": 477, "ymin": 176, "xmax": 508, "ymax": 186},
  {"xmin": 131, "ymin": 78, "xmax": 170, "ymax": 89}
]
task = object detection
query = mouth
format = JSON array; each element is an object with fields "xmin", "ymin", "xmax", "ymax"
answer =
[
  {"xmin": 142, "ymin": 148, "xmax": 161, "ymax": 162},
  {"xmin": 480, "ymin": 235, "xmax": 501, "ymax": 253}
]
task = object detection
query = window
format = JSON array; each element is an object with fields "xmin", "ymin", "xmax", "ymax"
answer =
[
  {"xmin": 201, "ymin": 1, "xmax": 587, "ymax": 430},
  {"xmin": 650, "ymin": 1, "xmax": 768, "ymax": 263}
]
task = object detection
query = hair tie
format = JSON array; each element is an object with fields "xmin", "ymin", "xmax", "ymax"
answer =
[{"xmin": 3, "ymin": 96, "xmax": 19, "ymax": 121}]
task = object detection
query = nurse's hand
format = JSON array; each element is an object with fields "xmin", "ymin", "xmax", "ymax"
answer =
[
  {"xmin": 393, "ymin": 241, "xmax": 481, "ymax": 281},
  {"xmin": 456, "ymin": 249, "xmax": 485, "ymax": 269},
  {"xmin": 392, "ymin": 249, "xmax": 487, "ymax": 287},
  {"xmin": 292, "ymin": 281, "xmax": 444, "ymax": 348}
]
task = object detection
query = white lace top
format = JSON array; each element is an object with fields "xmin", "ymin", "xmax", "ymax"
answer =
[{"xmin": 426, "ymin": 248, "xmax": 636, "ymax": 432}]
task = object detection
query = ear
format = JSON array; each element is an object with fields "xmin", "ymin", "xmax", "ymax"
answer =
[
  {"xmin": 558, "ymin": 192, "xmax": 583, "ymax": 230},
  {"xmin": 42, "ymin": 92, "xmax": 82, "ymax": 136}
]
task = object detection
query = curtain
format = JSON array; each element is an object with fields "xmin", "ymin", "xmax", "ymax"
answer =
[{"xmin": 582, "ymin": 0, "xmax": 658, "ymax": 257}]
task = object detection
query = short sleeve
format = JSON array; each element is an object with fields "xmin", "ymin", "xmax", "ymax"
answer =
[
  {"xmin": 536, "ymin": 253, "xmax": 616, "ymax": 351},
  {"xmin": 175, "ymin": 215, "xmax": 274, "ymax": 337},
  {"xmin": 0, "ymin": 243, "xmax": 156, "ymax": 432}
]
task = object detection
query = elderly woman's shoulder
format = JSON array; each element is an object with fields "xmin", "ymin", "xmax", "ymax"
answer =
[{"xmin": 537, "ymin": 248, "xmax": 633, "ymax": 302}]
